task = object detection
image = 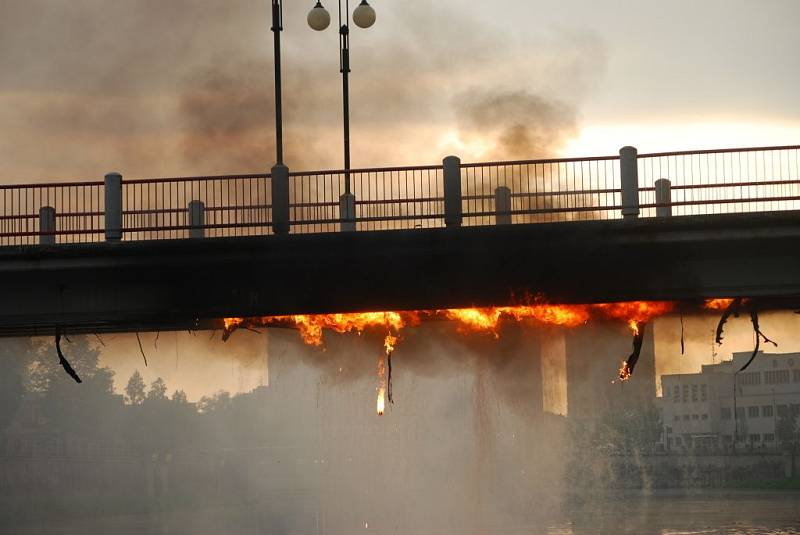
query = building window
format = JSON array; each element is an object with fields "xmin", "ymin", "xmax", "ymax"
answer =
[
  {"xmin": 701, "ymin": 384, "xmax": 708, "ymax": 401},
  {"xmin": 763, "ymin": 405, "xmax": 774, "ymax": 417},
  {"xmin": 794, "ymin": 369, "xmax": 800, "ymax": 383},
  {"xmin": 701, "ymin": 414, "xmax": 708, "ymax": 420},
  {"xmin": 722, "ymin": 434, "xmax": 732, "ymax": 443},
  {"xmin": 673, "ymin": 385, "xmax": 680, "ymax": 402},
  {"xmin": 738, "ymin": 372, "xmax": 761, "ymax": 386},
  {"xmin": 748, "ymin": 406, "xmax": 760, "ymax": 418},
  {"xmin": 682, "ymin": 385, "xmax": 689, "ymax": 403},
  {"xmin": 765, "ymin": 370, "xmax": 790, "ymax": 385},
  {"xmin": 765, "ymin": 433, "xmax": 775, "ymax": 442},
  {"xmin": 692, "ymin": 414, "xmax": 699, "ymax": 420},
  {"xmin": 778, "ymin": 405, "xmax": 788, "ymax": 417},
  {"xmin": 683, "ymin": 414, "xmax": 690, "ymax": 421},
  {"xmin": 721, "ymin": 407, "xmax": 732, "ymax": 420},
  {"xmin": 674, "ymin": 415, "xmax": 680, "ymax": 422},
  {"xmin": 736, "ymin": 407, "xmax": 745, "ymax": 419},
  {"xmin": 691, "ymin": 384, "xmax": 698, "ymax": 402},
  {"xmin": 749, "ymin": 434, "xmax": 761, "ymax": 443},
  {"xmin": 789, "ymin": 358, "xmax": 795, "ymax": 367}
]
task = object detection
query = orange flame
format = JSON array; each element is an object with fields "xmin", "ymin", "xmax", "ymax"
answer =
[
  {"xmin": 223, "ymin": 301, "xmax": 677, "ymax": 347},
  {"xmin": 704, "ymin": 298, "xmax": 735, "ymax": 311},
  {"xmin": 618, "ymin": 361, "xmax": 632, "ymax": 382},
  {"xmin": 384, "ymin": 334, "xmax": 398, "ymax": 354}
]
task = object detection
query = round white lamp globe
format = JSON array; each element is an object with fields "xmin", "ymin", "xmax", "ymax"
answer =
[
  {"xmin": 352, "ymin": 0, "xmax": 376, "ymax": 29},
  {"xmin": 307, "ymin": 2, "xmax": 331, "ymax": 31}
]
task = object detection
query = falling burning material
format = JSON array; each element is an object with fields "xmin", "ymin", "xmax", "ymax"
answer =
[{"xmin": 377, "ymin": 357, "xmax": 386, "ymax": 416}]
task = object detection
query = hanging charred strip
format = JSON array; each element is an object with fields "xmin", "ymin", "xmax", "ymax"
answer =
[
  {"xmin": 715, "ymin": 297, "xmax": 743, "ymax": 345},
  {"xmin": 738, "ymin": 305, "xmax": 778, "ymax": 372},
  {"xmin": 619, "ymin": 321, "xmax": 647, "ymax": 381},
  {"xmin": 680, "ymin": 315, "xmax": 685, "ymax": 355},
  {"xmin": 387, "ymin": 351, "xmax": 394, "ymax": 405},
  {"xmin": 136, "ymin": 332, "xmax": 148, "ymax": 367},
  {"xmin": 55, "ymin": 331, "xmax": 82, "ymax": 384}
]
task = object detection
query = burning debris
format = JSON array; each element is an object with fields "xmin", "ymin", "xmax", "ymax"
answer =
[{"xmin": 618, "ymin": 321, "xmax": 647, "ymax": 382}]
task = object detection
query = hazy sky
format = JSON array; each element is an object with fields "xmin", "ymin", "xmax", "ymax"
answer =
[{"xmin": 0, "ymin": 0, "xmax": 798, "ymax": 182}]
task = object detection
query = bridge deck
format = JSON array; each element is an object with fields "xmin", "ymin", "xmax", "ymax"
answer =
[{"xmin": 1, "ymin": 211, "xmax": 799, "ymax": 337}]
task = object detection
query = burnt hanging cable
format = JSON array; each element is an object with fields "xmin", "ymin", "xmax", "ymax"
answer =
[
  {"xmin": 715, "ymin": 297, "xmax": 742, "ymax": 345},
  {"xmin": 738, "ymin": 306, "xmax": 777, "ymax": 373},
  {"xmin": 135, "ymin": 332, "xmax": 148, "ymax": 367},
  {"xmin": 680, "ymin": 315, "xmax": 685, "ymax": 356},
  {"xmin": 55, "ymin": 330, "xmax": 82, "ymax": 384}
]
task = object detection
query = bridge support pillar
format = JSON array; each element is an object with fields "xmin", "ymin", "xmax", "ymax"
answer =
[
  {"xmin": 104, "ymin": 172, "xmax": 123, "ymax": 241},
  {"xmin": 188, "ymin": 201, "xmax": 205, "ymax": 239},
  {"xmin": 494, "ymin": 186, "xmax": 512, "ymax": 225},
  {"xmin": 39, "ymin": 206, "xmax": 56, "ymax": 245},
  {"xmin": 339, "ymin": 193, "xmax": 356, "ymax": 232},
  {"xmin": 620, "ymin": 146, "xmax": 639, "ymax": 220},
  {"xmin": 271, "ymin": 164, "xmax": 290, "ymax": 235},
  {"xmin": 443, "ymin": 155, "xmax": 462, "ymax": 227},
  {"xmin": 655, "ymin": 179, "xmax": 672, "ymax": 218}
]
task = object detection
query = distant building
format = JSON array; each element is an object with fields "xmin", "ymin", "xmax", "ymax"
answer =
[{"xmin": 660, "ymin": 351, "xmax": 800, "ymax": 451}]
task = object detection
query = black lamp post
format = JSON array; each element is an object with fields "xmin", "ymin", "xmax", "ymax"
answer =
[
  {"xmin": 308, "ymin": 0, "xmax": 376, "ymax": 195},
  {"xmin": 271, "ymin": 0, "xmax": 284, "ymax": 165}
]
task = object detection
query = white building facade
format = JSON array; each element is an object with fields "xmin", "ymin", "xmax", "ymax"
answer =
[{"xmin": 660, "ymin": 351, "xmax": 800, "ymax": 451}]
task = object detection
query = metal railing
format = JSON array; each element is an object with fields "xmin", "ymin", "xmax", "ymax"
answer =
[
  {"xmin": 637, "ymin": 146, "xmax": 800, "ymax": 217},
  {"xmin": 0, "ymin": 144, "xmax": 797, "ymax": 246}
]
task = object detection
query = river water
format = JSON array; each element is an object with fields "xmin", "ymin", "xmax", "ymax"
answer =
[{"xmin": 4, "ymin": 490, "xmax": 799, "ymax": 535}]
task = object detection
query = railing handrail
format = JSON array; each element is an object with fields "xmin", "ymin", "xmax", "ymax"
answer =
[
  {"xmin": 638, "ymin": 144, "xmax": 800, "ymax": 158},
  {"xmin": 462, "ymin": 154, "xmax": 621, "ymax": 168}
]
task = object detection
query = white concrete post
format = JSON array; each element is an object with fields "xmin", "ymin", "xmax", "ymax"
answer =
[
  {"xmin": 620, "ymin": 146, "xmax": 639, "ymax": 220},
  {"xmin": 271, "ymin": 164, "xmax": 289, "ymax": 235},
  {"xmin": 339, "ymin": 193, "xmax": 356, "ymax": 232},
  {"xmin": 39, "ymin": 206, "xmax": 56, "ymax": 245},
  {"xmin": 188, "ymin": 200, "xmax": 205, "ymax": 239},
  {"xmin": 104, "ymin": 172, "xmax": 123, "ymax": 241},
  {"xmin": 494, "ymin": 186, "xmax": 512, "ymax": 225},
  {"xmin": 443, "ymin": 156, "xmax": 462, "ymax": 227},
  {"xmin": 655, "ymin": 178, "xmax": 672, "ymax": 218}
]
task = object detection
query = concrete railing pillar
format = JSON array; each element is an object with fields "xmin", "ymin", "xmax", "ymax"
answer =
[
  {"xmin": 188, "ymin": 200, "xmax": 205, "ymax": 239},
  {"xmin": 495, "ymin": 186, "xmax": 512, "ymax": 225},
  {"xmin": 271, "ymin": 164, "xmax": 289, "ymax": 235},
  {"xmin": 339, "ymin": 192, "xmax": 356, "ymax": 232},
  {"xmin": 443, "ymin": 156, "xmax": 462, "ymax": 227},
  {"xmin": 619, "ymin": 146, "xmax": 639, "ymax": 220},
  {"xmin": 39, "ymin": 206, "xmax": 56, "ymax": 245},
  {"xmin": 104, "ymin": 172, "xmax": 123, "ymax": 241},
  {"xmin": 655, "ymin": 178, "xmax": 672, "ymax": 218}
]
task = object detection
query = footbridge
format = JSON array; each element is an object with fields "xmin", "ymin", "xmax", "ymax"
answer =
[{"xmin": 0, "ymin": 145, "xmax": 798, "ymax": 336}]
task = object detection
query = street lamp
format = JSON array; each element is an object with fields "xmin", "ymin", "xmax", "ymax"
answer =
[{"xmin": 308, "ymin": 0, "xmax": 376, "ymax": 198}]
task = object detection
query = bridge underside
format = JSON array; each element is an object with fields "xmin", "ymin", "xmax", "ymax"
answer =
[{"xmin": 1, "ymin": 211, "xmax": 800, "ymax": 337}]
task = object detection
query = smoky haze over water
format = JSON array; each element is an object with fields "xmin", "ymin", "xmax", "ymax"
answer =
[{"xmin": 2, "ymin": 313, "xmax": 800, "ymax": 534}]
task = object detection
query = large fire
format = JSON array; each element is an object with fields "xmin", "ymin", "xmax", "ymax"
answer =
[
  {"xmin": 224, "ymin": 301, "xmax": 678, "ymax": 346},
  {"xmin": 223, "ymin": 298, "xmax": 741, "ymax": 411}
]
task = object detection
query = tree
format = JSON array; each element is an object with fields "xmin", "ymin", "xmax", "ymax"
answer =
[
  {"xmin": 777, "ymin": 405, "xmax": 799, "ymax": 449},
  {"xmin": 171, "ymin": 390, "xmax": 188, "ymax": 404},
  {"xmin": 125, "ymin": 370, "xmax": 146, "ymax": 405},
  {"xmin": 146, "ymin": 377, "xmax": 168, "ymax": 401},
  {"xmin": 0, "ymin": 339, "xmax": 38, "ymax": 433},
  {"xmin": 198, "ymin": 391, "xmax": 232, "ymax": 414}
]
